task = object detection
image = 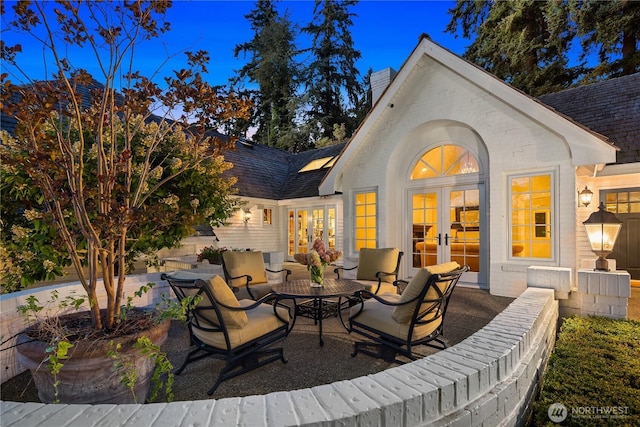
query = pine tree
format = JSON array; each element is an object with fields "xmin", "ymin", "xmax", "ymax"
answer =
[
  {"xmin": 232, "ymin": 0, "xmax": 299, "ymax": 148},
  {"xmin": 567, "ymin": 0, "xmax": 640, "ymax": 80},
  {"xmin": 446, "ymin": 0, "xmax": 579, "ymax": 96},
  {"xmin": 302, "ymin": 0, "xmax": 362, "ymax": 141}
]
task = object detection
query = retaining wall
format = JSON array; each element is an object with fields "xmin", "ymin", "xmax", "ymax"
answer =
[{"xmin": 1, "ymin": 275, "xmax": 558, "ymax": 427}]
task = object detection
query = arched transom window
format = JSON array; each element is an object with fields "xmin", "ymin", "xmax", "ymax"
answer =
[{"xmin": 410, "ymin": 145, "xmax": 479, "ymax": 180}]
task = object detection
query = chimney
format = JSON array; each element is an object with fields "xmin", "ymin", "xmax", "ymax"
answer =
[{"xmin": 370, "ymin": 67, "xmax": 397, "ymax": 106}]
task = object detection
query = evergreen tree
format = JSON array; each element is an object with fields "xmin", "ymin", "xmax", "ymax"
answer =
[
  {"xmin": 302, "ymin": 0, "xmax": 362, "ymax": 141},
  {"xmin": 446, "ymin": 0, "xmax": 579, "ymax": 96},
  {"xmin": 232, "ymin": 0, "xmax": 299, "ymax": 148},
  {"xmin": 567, "ymin": 0, "xmax": 640, "ymax": 80}
]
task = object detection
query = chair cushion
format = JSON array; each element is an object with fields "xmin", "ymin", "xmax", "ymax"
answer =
[
  {"xmin": 391, "ymin": 262, "xmax": 460, "ymax": 323},
  {"xmin": 351, "ymin": 295, "xmax": 440, "ymax": 341},
  {"xmin": 234, "ymin": 283, "xmax": 273, "ymax": 301},
  {"xmin": 356, "ymin": 248, "xmax": 399, "ymax": 283},
  {"xmin": 193, "ymin": 301, "xmax": 289, "ymax": 350},
  {"xmin": 223, "ymin": 251, "xmax": 268, "ymax": 287},
  {"xmin": 204, "ymin": 276, "xmax": 248, "ymax": 329}
]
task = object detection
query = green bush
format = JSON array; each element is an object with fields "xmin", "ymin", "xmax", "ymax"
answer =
[{"xmin": 533, "ymin": 316, "xmax": 640, "ymax": 426}]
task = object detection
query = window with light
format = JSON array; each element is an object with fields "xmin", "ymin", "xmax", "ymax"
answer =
[
  {"xmin": 355, "ymin": 191, "xmax": 377, "ymax": 250},
  {"xmin": 510, "ymin": 173, "xmax": 553, "ymax": 259}
]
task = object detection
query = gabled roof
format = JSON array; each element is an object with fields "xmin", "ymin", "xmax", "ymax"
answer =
[
  {"xmin": 319, "ymin": 35, "xmax": 620, "ymax": 196},
  {"xmin": 538, "ymin": 73, "xmax": 640, "ymax": 165}
]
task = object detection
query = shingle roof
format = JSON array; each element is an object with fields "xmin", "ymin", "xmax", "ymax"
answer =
[
  {"xmin": 223, "ymin": 141, "xmax": 345, "ymax": 199},
  {"xmin": 537, "ymin": 73, "xmax": 640, "ymax": 164}
]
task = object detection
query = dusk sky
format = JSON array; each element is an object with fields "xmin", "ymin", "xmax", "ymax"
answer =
[{"xmin": 2, "ymin": 1, "xmax": 467, "ymax": 88}]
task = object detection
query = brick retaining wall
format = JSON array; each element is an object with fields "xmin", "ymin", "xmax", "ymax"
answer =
[{"xmin": 1, "ymin": 277, "xmax": 558, "ymax": 427}]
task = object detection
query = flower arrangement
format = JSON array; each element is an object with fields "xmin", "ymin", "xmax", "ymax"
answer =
[
  {"xmin": 197, "ymin": 246, "xmax": 227, "ymax": 264},
  {"xmin": 294, "ymin": 238, "xmax": 342, "ymax": 286}
]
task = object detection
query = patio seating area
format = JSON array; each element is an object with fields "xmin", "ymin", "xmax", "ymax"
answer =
[{"xmin": 2, "ymin": 262, "xmax": 515, "ymax": 403}]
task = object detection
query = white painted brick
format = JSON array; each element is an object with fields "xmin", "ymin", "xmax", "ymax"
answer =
[
  {"xmin": 173, "ymin": 400, "xmax": 215, "ymax": 427},
  {"xmin": 459, "ymin": 337, "xmax": 512, "ymax": 379},
  {"xmin": 210, "ymin": 397, "xmax": 241, "ymax": 426},
  {"xmin": 370, "ymin": 371, "xmax": 423, "ymax": 426},
  {"xmin": 493, "ymin": 378, "xmax": 519, "ymax": 420},
  {"xmin": 414, "ymin": 360, "xmax": 470, "ymax": 408},
  {"xmin": 330, "ymin": 380, "xmax": 381, "ymax": 426},
  {"xmin": 238, "ymin": 395, "xmax": 266, "ymax": 426},
  {"xmin": 447, "ymin": 346, "xmax": 499, "ymax": 387},
  {"xmin": 428, "ymin": 355, "xmax": 481, "ymax": 402},
  {"xmin": 526, "ymin": 266, "xmax": 572, "ymax": 293},
  {"xmin": 94, "ymin": 405, "xmax": 142, "ymax": 427},
  {"xmin": 436, "ymin": 352, "xmax": 492, "ymax": 394},
  {"xmin": 432, "ymin": 409, "xmax": 472, "ymax": 427},
  {"xmin": 400, "ymin": 362, "xmax": 456, "ymax": 415},
  {"xmin": 63, "ymin": 405, "xmax": 117, "ymax": 426},
  {"xmin": 348, "ymin": 376, "xmax": 404, "ymax": 426},
  {"xmin": 386, "ymin": 365, "xmax": 440, "ymax": 421},
  {"xmin": 466, "ymin": 392, "xmax": 498, "ymax": 427},
  {"xmin": 595, "ymin": 295, "xmax": 627, "ymax": 307},
  {"xmin": 265, "ymin": 392, "xmax": 298, "ymax": 426},
  {"xmin": 610, "ymin": 305, "xmax": 628, "ymax": 319}
]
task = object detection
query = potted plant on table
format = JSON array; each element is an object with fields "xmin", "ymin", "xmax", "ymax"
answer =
[
  {"xmin": 294, "ymin": 238, "xmax": 342, "ymax": 286},
  {"xmin": 197, "ymin": 246, "xmax": 228, "ymax": 265},
  {"xmin": 0, "ymin": 1, "xmax": 249, "ymax": 404}
]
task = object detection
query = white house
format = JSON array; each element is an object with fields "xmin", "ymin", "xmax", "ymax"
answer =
[{"xmin": 206, "ymin": 35, "xmax": 638, "ymax": 299}]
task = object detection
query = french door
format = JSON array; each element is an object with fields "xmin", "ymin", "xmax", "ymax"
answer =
[
  {"xmin": 288, "ymin": 206, "xmax": 337, "ymax": 258},
  {"xmin": 408, "ymin": 185, "xmax": 485, "ymax": 287}
]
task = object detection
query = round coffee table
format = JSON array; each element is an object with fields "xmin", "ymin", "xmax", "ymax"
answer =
[{"xmin": 272, "ymin": 279, "xmax": 363, "ymax": 346}]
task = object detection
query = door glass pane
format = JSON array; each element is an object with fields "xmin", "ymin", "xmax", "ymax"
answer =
[
  {"xmin": 288, "ymin": 211, "xmax": 295, "ymax": 256},
  {"xmin": 297, "ymin": 210, "xmax": 308, "ymax": 254},
  {"xmin": 327, "ymin": 208, "xmax": 336, "ymax": 251},
  {"xmin": 412, "ymin": 193, "xmax": 438, "ymax": 268},
  {"xmin": 312, "ymin": 208, "xmax": 324, "ymax": 241},
  {"xmin": 450, "ymin": 189, "xmax": 480, "ymax": 272}
]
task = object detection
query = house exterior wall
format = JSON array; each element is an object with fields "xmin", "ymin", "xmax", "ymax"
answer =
[
  {"xmin": 339, "ymin": 55, "xmax": 579, "ymax": 298},
  {"xmin": 213, "ymin": 197, "xmax": 286, "ymax": 252}
]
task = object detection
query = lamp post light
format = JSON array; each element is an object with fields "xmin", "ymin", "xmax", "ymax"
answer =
[
  {"xmin": 583, "ymin": 202, "xmax": 622, "ymax": 271},
  {"xmin": 243, "ymin": 208, "xmax": 252, "ymax": 224}
]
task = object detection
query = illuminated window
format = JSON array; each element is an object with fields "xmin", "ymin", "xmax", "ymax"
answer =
[
  {"xmin": 354, "ymin": 191, "xmax": 377, "ymax": 250},
  {"xmin": 510, "ymin": 173, "xmax": 553, "ymax": 259},
  {"xmin": 263, "ymin": 208, "xmax": 273, "ymax": 225},
  {"xmin": 605, "ymin": 190, "xmax": 640, "ymax": 214},
  {"xmin": 299, "ymin": 156, "xmax": 337, "ymax": 172},
  {"xmin": 410, "ymin": 145, "xmax": 479, "ymax": 180}
]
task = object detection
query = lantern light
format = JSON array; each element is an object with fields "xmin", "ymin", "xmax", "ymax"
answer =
[
  {"xmin": 583, "ymin": 202, "xmax": 622, "ymax": 271},
  {"xmin": 242, "ymin": 208, "xmax": 252, "ymax": 224},
  {"xmin": 578, "ymin": 185, "xmax": 593, "ymax": 207}
]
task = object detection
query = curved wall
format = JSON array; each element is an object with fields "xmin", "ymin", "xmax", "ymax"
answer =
[{"xmin": 1, "ymin": 275, "xmax": 557, "ymax": 426}]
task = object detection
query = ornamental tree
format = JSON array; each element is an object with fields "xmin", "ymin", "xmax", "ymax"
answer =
[{"xmin": 0, "ymin": 1, "xmax": 251, "ymax": 331}]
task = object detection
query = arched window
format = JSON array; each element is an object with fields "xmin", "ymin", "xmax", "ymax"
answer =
[{"xmin": 410, "ymin": 145, "xmax": 479, "ymax": 180}]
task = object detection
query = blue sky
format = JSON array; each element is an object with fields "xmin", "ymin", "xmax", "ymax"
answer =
[{"xmin": 2, "ymin": 1, "xmax": 467, "ymax": 87}]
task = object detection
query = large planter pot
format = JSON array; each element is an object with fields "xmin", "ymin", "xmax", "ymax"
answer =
[{"xmin": 16, "ymin": 313, "xmax": 170, "ymax": 404}]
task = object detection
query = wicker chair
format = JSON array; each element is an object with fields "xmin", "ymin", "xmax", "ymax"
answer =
[{"xmin": 348, "ymin": 263, "xmax": 468, "ymax": 363}]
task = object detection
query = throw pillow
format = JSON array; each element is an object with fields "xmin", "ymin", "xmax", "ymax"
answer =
[{"xmin": 204, "ymin": 275, "xmax": 248, "ymax": 328}]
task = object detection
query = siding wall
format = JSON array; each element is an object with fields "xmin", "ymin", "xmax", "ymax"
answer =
[{"xmin": 338, "ymin": 56, "xmax": 577, "ymax": 298}]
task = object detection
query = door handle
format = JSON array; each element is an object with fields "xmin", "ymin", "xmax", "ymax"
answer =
[
  {"xmin": 437, "ymin": 233, "xmax": 441, "ymax": 245},
  {"xmin": 445, "ymin": 234, "xmax": 450, "ymax": 245}
]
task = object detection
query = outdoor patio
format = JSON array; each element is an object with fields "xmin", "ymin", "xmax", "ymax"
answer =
[{"xmin": 1, "ymin": 262, "xmax": 516, "ymax": 403}]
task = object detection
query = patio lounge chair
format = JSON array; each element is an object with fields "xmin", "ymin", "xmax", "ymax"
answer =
[
  {"xmin": 165, "ymin": 275, "xmax": 290, "ymax": 395},
  {"xmin": 221, "ymin": 250, "xmax": 292, "ymax": 300},
  {"xmin": 334, "ymin": 248, "xmax": 404, "ymax": 295},
  {"xmin": 348, "ymin": 262, "xmax": 468, "ymax": 363}
]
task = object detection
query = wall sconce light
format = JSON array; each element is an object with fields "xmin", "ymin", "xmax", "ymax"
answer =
[
  {"xmin": 578, "ymin": 185, "xmax": 593, "ymax": 207},
  {"xmin": 583, "ymin": 202, "xmax": 622, "ymax": 271},
  {"xmin": 242, "ymin": 208, "xmax": 252, "ymax": 224}
]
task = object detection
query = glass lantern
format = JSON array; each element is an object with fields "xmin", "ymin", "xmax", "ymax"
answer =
[{"xmin": 583, "ymin": 202, "xmax": 622, "ymax": 271}]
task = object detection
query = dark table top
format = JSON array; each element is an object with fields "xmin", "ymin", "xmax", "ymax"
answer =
[{"xmin": 272, "ymin": 279, "xmax": 363, "ymax": 298}]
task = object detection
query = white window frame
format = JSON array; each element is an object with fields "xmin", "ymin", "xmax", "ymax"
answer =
[
  {"xmin": 507, "ymin": 169, "xmax": 557, "ymax": 262},
  {"xmin": 352, "ymin": 187, "xmax": 378, "ymax": 253}
]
